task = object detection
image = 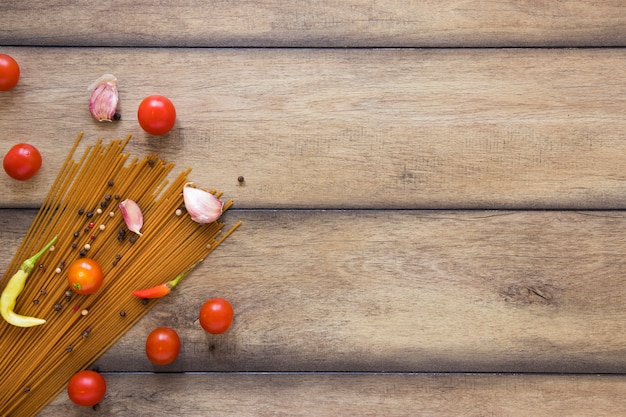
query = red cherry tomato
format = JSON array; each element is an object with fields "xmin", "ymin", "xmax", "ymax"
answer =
[
  {"xmin": 137, "ymin": 94, "xmax": 176, "ymax": 135},
  {"xmin": 145, "ymin": 327, "xmax": 181, "ymax": 365},
  {"xmin": 67, "ymin": 258, "xmax": 104, "ymax": 295},
  {"xmin": 0, "ymin": 54, "xmax": 20, "ymax": 91},
  {"xmin": 67, "ymin": 370, "xmax": 106, "ymax": 407},
  {"xmin": 3, "ymin": 143, "xmax": 42, "ymax": 180},
  {"xmin": 199, "ymin": 298, "xmax": 233, "ymax": 334}
]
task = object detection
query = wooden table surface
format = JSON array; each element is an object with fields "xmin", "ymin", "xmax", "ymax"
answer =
[{"xmin": 2, "ymin": 1, "xmax": 626, "ymax": 416}]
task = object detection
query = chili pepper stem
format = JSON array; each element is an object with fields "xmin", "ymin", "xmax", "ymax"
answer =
[
  {"xmin": 168, "ymin": 259, "xmax": 203, "ymax": 290},
  {"xmin": 21, "ymin": 236, "xmax": 58, "ymax": 273}
]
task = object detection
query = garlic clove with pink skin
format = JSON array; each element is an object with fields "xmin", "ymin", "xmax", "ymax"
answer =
[
  {"xmin": 88, "ymin": 74, "xmax": 119, "ymax": 122},
  {"xmin": 119, "ymin": 199, "xmax": 143, "ymax": 235},
  {"xmin": 183, "ymin": 182, "xmax": 223, "ymax": 224}
]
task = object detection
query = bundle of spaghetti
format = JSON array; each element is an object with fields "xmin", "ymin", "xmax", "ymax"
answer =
[{"xmin": 0, "ymin": 132, "xmax": 241, "ymax": 416}]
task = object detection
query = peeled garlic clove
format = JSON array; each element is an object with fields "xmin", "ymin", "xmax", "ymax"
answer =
[
  {"xmin": 88, "ymin": 74, "xmax": 119, "ymax": 122},
  {"xmin": 183, "ymin": 183, "xmax": 223, "ymax": 224},
  {"xmin": 119, "ymin": 199, "xmax": 143, "ymax": 235}
]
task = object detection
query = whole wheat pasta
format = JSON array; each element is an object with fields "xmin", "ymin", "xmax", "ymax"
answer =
[{"xmin": 0, "ymin": 133, "xmax": 241, "ymax": 416}]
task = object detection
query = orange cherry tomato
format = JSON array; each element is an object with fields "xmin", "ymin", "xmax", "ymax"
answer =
[
  {"xmin": 145, "ymin": 327, "xmax": 181, "ymax": 365},
  {"xmin": 199, "ymin": 298, "xmax": 233, "ymax": 334},
  {"xmin": 67, "ymin": 258, "xmax": 104, "ymax": 295}
]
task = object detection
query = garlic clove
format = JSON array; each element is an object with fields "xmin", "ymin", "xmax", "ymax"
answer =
[
  {"xmin": 88, "ymin": 74, "xmax": 119, "ymax": 122},
  {"xmin": 183, "ymin": 183, "xmax": 223, "ymax": 224},
  {"xmin": 119, "ymin": 199, "xmax": 143, "ymax": 235}
]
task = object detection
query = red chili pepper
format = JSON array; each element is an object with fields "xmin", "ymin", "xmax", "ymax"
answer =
[{"xmin": 132, "ymin": 262, "xmax": 199, "ymax": 299}]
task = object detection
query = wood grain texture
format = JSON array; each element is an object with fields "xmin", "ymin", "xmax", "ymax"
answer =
[
  {"xmin": 2, "ymin": 47, "xmax": 626, "ymax": 210},
  {"xmin": 39, "ymin": 373, "xmax": 626, "ymax": 417},
  {"xmin": 3, "ymin": 209, "xmax": 626, "ymax": 375},
  {"xmin": 2, "ymin": 0, "xmax": 626, "ymax": 48}
]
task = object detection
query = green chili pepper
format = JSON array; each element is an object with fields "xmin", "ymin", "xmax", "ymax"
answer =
[{"xmin": 1, "ymin": 236, "xmax": 58, "ymax": 328}]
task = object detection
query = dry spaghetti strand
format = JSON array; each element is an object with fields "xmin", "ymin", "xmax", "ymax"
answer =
[{"xmin": 0, "ymin": 133, "xmax": 240, "ymax": 417}]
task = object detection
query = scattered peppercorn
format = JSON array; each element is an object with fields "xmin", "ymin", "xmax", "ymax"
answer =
[
  {"xmin": 119, "ymin": 311, "xmax": 126, "ymax": 317},
  {"xmin": 32, "ymin": 299, "xmax": 38, "ymax": 305},
  {"xmin": 100, "ymin": 201, "xmax": 107, "ymax": 208},
  {"xmin": 113, "ymin": 112, "xmax": 121, "ymax": 121},
  {"xmin": 115, "ymin": 194, "xmax": 121, "ymax": 200},
  {"xmin": 23, "ymin": 387, "xmax": 30, "ymax": 393},
  {"xmin": 86, "ymin": 211, "xmax": 94, "ymax": 218},
  {"xmin": 71, "ymin": 243, "xmax": 77, "ymax": 249},
  {"xmin": 54, "ymin": 303, "xmax": 62, "ymax": 311},
  {"xmin": 108, "ymin": 180, "xmax": 114, "ymax": 186},
  {"xmin": 238, "ymin": 176, "xmax": 245, "ymax": 183},
  {"xmin": 66, "ymin": 346, "xmax": 73, "ymax": 352},
  {"xmin": 129, "ymin": 235, "xmax": 137, "ymax": 243},
  {"xmin": 105, "ymin": 195, "xmax": 112, "ymax": 201},
  {"xmin": 73, "ymin": 231, "xmax": 80, "ymax": 238},
  {"xmin": 78, "ymin": 209, "xmax": 85, "ymax": 215},
  {"xmin": 79, "ymin": 249, "xmax": 86, "ymax": 257}
]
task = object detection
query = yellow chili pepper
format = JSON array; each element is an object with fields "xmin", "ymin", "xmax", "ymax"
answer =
[{"xmin": 1, "ymin": 236, "xmax": 58, "ymax": 327}]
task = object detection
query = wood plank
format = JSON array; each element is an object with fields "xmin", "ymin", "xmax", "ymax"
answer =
[
  {"xmin": 1, "ymin": 47, "xmax": 626, "ymax": 210},
  {"xmin": 3, "ymin": 209, "xmax": 626, "ymax": 374},
  {"xmin": 39, "ymin": 373, "xmax": 626, "ymax": 416},
  {"xmin": 2, "ymin": 1, "xmax": 626, "ymax": 48}
]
